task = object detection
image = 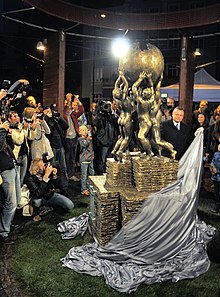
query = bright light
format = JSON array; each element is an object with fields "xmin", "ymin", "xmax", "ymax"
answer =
[
  {"xmin": 36, "ymin": 39, "xmax": 47, "ymax": 51},
  {"xmin": 111, "ymin": 38, "xmax": 130, "ymax": 58},
  {"xmin": 36, "ymin": 41, "xmax": 45, "ymax": 51},
  {"xmin": 100, "ymin": 13, "xmax": 106, "ymax": 18},
  {"xmin": 194, "ymin": 48, "xmax": 201, "ymax": 56}
]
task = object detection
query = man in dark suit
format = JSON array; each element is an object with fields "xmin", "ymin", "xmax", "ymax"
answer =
[{"xmin": 160, "ymin": 107, "xmax": 192, "ymax": 160}]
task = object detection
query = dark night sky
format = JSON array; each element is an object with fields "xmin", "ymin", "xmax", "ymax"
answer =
[{"xmin": 0, "ymin": 0, "xmax": 128, "ymax": 96}]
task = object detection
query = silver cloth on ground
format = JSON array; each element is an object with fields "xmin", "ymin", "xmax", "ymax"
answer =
[
  {"xmin": 57, "ymin": 213, "xmax": 89, "ymax": 239},
  {"xmin": 60, "ymin": 128, "xmax": 215, "ymax": 293}
]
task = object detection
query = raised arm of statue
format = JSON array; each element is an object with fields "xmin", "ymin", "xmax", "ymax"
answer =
[
  {"xmin": 112, "ymin": 71, "xmax": 123, "ymax": 101},
  {"xmin": 146, "ymin": 71, "xmax": 153, "ymax": 87},
  {"xmin": 155, "ymin": 74, "xmax": 163, "ymax": 101},
  {"xmin": 132, "ymin": 71, "xmax": 146, "ymax": 97},
  {"xmin": 118, "ymin": 68, "xmax": 129, "ymax": 98},
  {"xmin": 112, "ymin": 68, "xmax": 129, "ymax": 102}
]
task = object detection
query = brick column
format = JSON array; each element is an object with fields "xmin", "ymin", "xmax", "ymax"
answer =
[{"xmin": 43, "ymin": 31, "xmax": 65, "ymax": 115}]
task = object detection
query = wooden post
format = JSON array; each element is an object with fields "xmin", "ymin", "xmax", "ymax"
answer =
[
  {"xmin": 43, "ymin": 31, "xmax": 65, "ymax": 115},
  {"xmin": 179, "ymin": 36, "xmax": 195, "ymax": 125}
]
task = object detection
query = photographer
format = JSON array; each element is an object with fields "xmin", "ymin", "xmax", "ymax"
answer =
[
  {"xmin": 8, "ymin": 111, "xmax": 37, "ymax": 186},
  {"xmin": 2, "ymin": 79, "xmax": 31, "ymax": 117},
  {"xmin": 25, "ymin": 158, "xmax": 74, "ymax": 213},
  {"xmin": 0, "ymin": 89, "xmax": 9, "ymax": 121},
  {"xmin": 0, "ymin": 120, "xmax": 21, "ymax": 244},
  {"xmin": 43, "ymin": 105, "xmax": 69, "ymax": 195},
  {"xmin": 93, "ymin": 100, "xmax": 118, "ymax": 175},
  {"xmin": 22, "ymin": 107, "xmax": 54, "ymax": 162},
  {"xmin": 158, "ymin": 96, "xmax": 175, "ymax": 122}
]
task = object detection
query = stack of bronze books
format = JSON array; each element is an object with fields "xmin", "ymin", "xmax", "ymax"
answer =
[
  {"xmin": 89, "ymin": 175, "xmax": 120, "ymax": 246},
  {"xmin": 105, "ymin": 157, "xmax": 134, "ymax": 188},
  {"xmin": 132, "ymin": 155, "xmax": 179, "ymax": 192},
  {"xmin": 120, "ymin": 189, "xmax": 149, "ymax": 224}
]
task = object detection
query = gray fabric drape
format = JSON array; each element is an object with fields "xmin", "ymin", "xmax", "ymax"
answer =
[
  {"xmin": 60, "ymin": 128, "xmax": 215, "ymax": 293},
  {"xmin": 57, "ymin": 213, "xmax": 89, "ymax": 239}
]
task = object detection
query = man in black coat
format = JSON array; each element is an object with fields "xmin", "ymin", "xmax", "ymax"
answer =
[
  {"xmin": 160, "ymin": 107, "xmax": 192, "ymax": 160},
  {"xmin": 93, "ymin": 101, "xmax": 118, "ymax": 174},
  {"xmin": 43, "ymin": 106, "xmax": 69, "ymax": 195}
]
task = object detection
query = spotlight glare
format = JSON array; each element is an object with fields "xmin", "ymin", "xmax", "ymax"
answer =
[{"xmin": 112, "ymin": 38, "xmax": 130, "ymax": 58}]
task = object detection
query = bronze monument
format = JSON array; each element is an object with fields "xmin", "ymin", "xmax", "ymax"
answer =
[{"xmin": 112, "ymin": 42, "xmax": 176, "ymax": 160}]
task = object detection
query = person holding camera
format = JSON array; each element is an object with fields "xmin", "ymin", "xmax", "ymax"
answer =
[
  {"xmin": 23, "ymin": 107, "xmax": 54, "ymax": 162},
  {"xmin": 25, "ymin": 158, "xmax": 74, "ymax": 214},
  {"xmin": 158, "ymin": 96, "xmax": 175, "ymax": 122},
  {"xmin": 43, "ymin": 105, "xmax": 69, "ymax": 195},
  {"xmin": 0, "ymin": 121, "xmax": 21, "ymax": 244},
  {"xmin": 93, "ymin": 100, "xmax": 118, "ymax": 175},
  {"xmin": 8, "ymin": 111, "xmax": 37, "ymax": 186}
]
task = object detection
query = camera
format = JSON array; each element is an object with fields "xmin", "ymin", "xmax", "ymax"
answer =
[
  {"xmin": 1, "ymin": 79, "xmax": 30, "ymax": 101},
  {"xmin": 160, "ymin": 97, "xmax": 168, "ymax": 111},
  {"xmin": 160, "ymin": 97, "xmax": 172, "ymax": 112},
  {"xmin": 36, "ymin": 112, "xmax": 44, "ymax": 120},
  {"xmin": 52, "ymin": 111, "xmax": 60, "ymax": 118},
  {"xmin": 23, "ymin": 117, "xmax": 34, "ymax": 124},
  {"xmin": 95, "ymin": 100, "xmax": 112, "ymax": 114},
  {"xmin": 42, "ymin": 152, "xmax": 58, "ymax": 179},
  {"xmin": 0, "ymin": 110, "xmax": 8, "ymax": 122},
  {"xmin": 1, "ymin": 80, "xmax": 12, "ymax": 101},
  {"xmin": 0, "ymin": 79, "xmax": 32, "ymax": 121},
  {"xmin": 42, "ymin": 152, "xmax": 50, "ymax": 163},
  {"xmin": 9, "ymin": 122, "xmax": 19, "ymax": 129},
  {"xmin": 50, "ymin": 104, "xmax": 60, "ymax": 118}
]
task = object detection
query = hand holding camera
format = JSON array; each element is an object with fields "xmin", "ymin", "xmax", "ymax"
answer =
[
  {"xmin": 43, "ymin": 161, "xmax": 58, "ymax": 180},
  {"xmin": 44, "ymin": 163, "xmax": 54, "ymax": 178}
]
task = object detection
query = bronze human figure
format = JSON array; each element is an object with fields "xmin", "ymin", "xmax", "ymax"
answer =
[
  {"xmin": 132, "ymin": 71, "xmax": 155, "ymax": 158},
  {"xmin": 111, "ymin": 43, "xmax": 176, "ymax": 160},
  {"xmin": 150, "ymin": 75, "xmax": 177, "ymax": 159},
  {"xmin": 112, "ymin": 69, "xmax": 133, "ymax": 161}
]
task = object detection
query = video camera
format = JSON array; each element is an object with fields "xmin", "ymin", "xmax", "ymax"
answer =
[
  {"xmin": 95, "ymin": 100, "xmax": 112, "ymax": 115},
  {"xmin": 160, "ymin": 97, "xmax": 167, "ymax": 110},
  {"xmin": 160, "ymin": 95, "xmax": 174, "ymax": 113},
  {"xmin": 50, "ymin": 104, "xmax": 60, "ymax": 118},
  {"xmin": 1, "ymin": 79, "xmax": 31, "ymax": 101},
  {"xmin": 0, "ymin": 79, "xmax": 31, "ymax": 121}
]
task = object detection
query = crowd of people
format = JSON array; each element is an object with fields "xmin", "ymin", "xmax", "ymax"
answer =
[{"xmin": 0, "ymin": 84, "xmax": 220, "ymax": 245}]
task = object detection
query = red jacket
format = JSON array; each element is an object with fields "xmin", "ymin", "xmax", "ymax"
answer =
[{"xmin": 63, "ymin": 104, "xmax": 84, "ymax": 137}]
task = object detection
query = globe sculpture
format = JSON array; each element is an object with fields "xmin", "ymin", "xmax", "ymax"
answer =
[{"xmin": 119, "ymin": 43, "xmax": 164, "ymax": 85}]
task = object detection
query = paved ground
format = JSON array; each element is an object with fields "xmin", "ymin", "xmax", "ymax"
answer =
[{"xmin": 0, "ymin": 171, "xmax": 219, "ymax": 297}]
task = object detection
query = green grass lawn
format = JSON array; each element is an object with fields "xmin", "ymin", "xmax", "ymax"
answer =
[{"xmin": 9, "ymin": 207, "xmax": 220, "ymax": 297}]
